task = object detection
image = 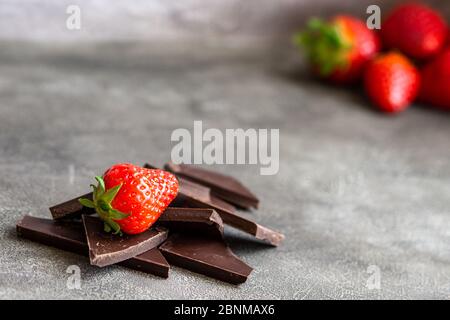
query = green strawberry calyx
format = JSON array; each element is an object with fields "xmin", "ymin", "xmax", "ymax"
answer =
[
  {"xmin": 78, "ymin": 176, "xmax": 129, "ymax": 235},
  {"xmin": 293, "ymin": 18, "xmax": 352, "ymax": 76}
]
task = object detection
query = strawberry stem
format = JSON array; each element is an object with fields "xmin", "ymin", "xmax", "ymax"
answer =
[
  {"xmin": 294, "ymin": 17, "xmax": 352, "ymax": 76},
  {"xmin": 79, "ymin": 176, "xmax": 128, "ymax": 235}
]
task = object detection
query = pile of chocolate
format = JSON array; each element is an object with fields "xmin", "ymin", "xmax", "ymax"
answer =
[{"xmin": 16, "ymin": 163, "xmax": 285, "ymax": 284}]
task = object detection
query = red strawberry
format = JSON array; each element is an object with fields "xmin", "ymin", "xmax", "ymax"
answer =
[
  {"xmin": 420, "ymin": 48, "xmax": 450, "ymax": 110},
  {"xmin": 295, "ymin": 15, "xmax": 380, "ymax": 84},
  {"xmin": 364, "ymin": 52, "xmax": 420, "ymax": 113},
  {"xmin": 381, "ymin": 3, "xmax": 447, "ymax": 59},
  {"xmin": 79, "ymin": 163, "xmax": 179, "ymax": 235}
]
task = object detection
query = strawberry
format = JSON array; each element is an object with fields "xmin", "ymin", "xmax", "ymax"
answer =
[
  {"xmin": 79, "ymin": 163, "xmax": 179, "ymax": 235},
  {"xmin": 381, "ymin": 3, "xmax": 447, "ymax": 60},
  {"xmin": 294, "ymin": 15, "xmax": 380, "ymax": 84},
  {"xmin": 364, "ymin": 52, "xmax": 420, "ymax": 113},
  {"xmin": 420, "ymin": 48, "xmax": 450, "ymax": 110}
]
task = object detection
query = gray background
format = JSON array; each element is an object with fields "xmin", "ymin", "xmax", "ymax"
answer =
[{"xmin": 1, "ymin": 0, "xmax": 450, "ymax": 299}]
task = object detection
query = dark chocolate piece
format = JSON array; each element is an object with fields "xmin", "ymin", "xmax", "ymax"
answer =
[
  {"xmin": 160, "ymin": 234, "xmax": 252, "ymax": 284},
  {"xmin": 16, "ymin": 215, "xmax": 170, "ymax": 278},
  {"xmin": 175, "ymin": 177, "xmax": 237, "ymax": 213},
  {"xmin": 156, "ymin": 208, "xmax": 252, "ymax": 284},
  {"xmin": 49, "ymin": 192, "xmax": 95, "ymax": 220},
  {"xmin": 17, "ymin": 215, "xmax": 87, "ymax": 255},
  {"xmin": 82, "ymin": 215, "xmax": 168, "ymax": 267},
  {"xmin": 176, "ymin": 178, "xmax": 284, "ymax": 246},
  {"xmin": 119, "ymin": 249, "xmax": 169, "ymax": 277},
  {"xmin": 165, "ymin": 162, "xmax": 259, "ymax": 209},
  {"xmin": 157, "ymin": 207, "xmax": 224, "ymax": 239}
]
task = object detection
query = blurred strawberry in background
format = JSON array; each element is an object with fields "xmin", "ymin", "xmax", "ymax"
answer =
[
  {"xmin": 381, "ymin": 3, "xmax": 447, "ymax": 60},
  {"xmin": 294, "ymin": 1, "xmax": 449, "ymax": 114},
  {"xmin": 364, "ymin": 52, "xmax": 420, "ymax": 113},
  {"xmin": 294, "ymin": 15, "xmax": 380, "ymax": 84},
  {"xmin": 420, "ymin": 48, "xmax": 450, "ymax": 110}
]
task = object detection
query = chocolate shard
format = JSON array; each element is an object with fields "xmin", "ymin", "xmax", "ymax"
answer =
[
  {"xmin": 119, "ymin": 248, "xmax": 169, "ymax": 277},
  {"xmin": 49, "ymin": 192, "xmax": 95, "ymax": 220},
  {"xmin": 16, "ymin": 215, "xmax": 170, "ymax": 278},
  {"xmin": 160, "ymin": 234, "xmax": 253, "ymax": 285},
  {"xmin": 175, "ymin": 177, "xmax": 237, "ymax": 214},
  {"xmin": 17, "ymin": 215, "xmax": 86, "ymax": 255},
  {"xmin": 156, "ymin": 207, "xmax": 252, "ymax": 284},
  {"xmin": 175, "ymin": 177, "xmax": 285, "ymax": 246},
  {"xmin": 157, "ymin": 207, "xmax": 224, "ymax": 239},
  {"xmin": 165, "ymin": 162, "xmax": 259, "ymax": 209},
  {"xmin": 82, "ymin": 215, "xmax": 168, "ymax": 267}
]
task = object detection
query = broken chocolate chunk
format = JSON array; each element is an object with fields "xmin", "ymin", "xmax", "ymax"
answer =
[
  {"xmin": 157, "ymin": 207, "xmax": 224, "ymax": 239},
  {"xmin": 17, "ymin": 215, "xmax": 86, "ymax": 255},
  {"xmin": 82, "ymin": 215, "xmax": 168, "ymax": 267},
  {"xmin": 160, "ymin": 234, "xmax": 252, "ymax": 285},
  {"xmin": 165, "ymin": 162, "xmax": 259, "ymax": 209},
  {"xmin": 49, "ymin": 192, "xmax": 95, "ymax": 220},
  {"xmin": 175, "ymin": 177, "xmax": 237, "ymax": 213},
  {"xmin": 156, "ymin": 207, "xmax": 252, "ymax": 284},
  {"xmin": 175, "ymin": 177, "xmax": 284, "ymax": 246},
  {"xmin": 119, "ymin": 248, "xmax": 169, "ymax": 277},
  {"xmin": 16, "ymin": 215, "xmax": 170, "ymax": 278}
]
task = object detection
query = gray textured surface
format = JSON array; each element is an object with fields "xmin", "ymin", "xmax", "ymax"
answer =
[
  {"xmin": 2, "ymin": 0, "xmax": 450, "ymax": 300},
  {"xmin": 2, "ymin": 41, "xmax": 450, "ymax": 300}
]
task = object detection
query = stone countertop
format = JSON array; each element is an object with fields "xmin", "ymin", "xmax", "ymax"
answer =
[{"xmin": 1, "ymin": 42, "xmax": 450, "ymax": 299}]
